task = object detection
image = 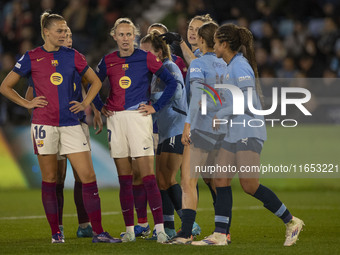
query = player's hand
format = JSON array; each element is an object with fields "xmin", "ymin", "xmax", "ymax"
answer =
[
  {"xmin": 138, "ymin": 104, "xmax": 155, "ymax": 116},
  {"xmin": 27, "ymin": 96, "xmax": 48, "ymax": 109},
  {"xmin": 181, "ymin": 123, "xmax": 191, "ymax": 146},
  {"xmin": 69, "ymin": 101, "xmax": 85, "ymax": 113},
  {"xmin": 160, "ymin": 32, "xmax": 183, "ymax": 45},
  {"xmin": 93, "ymin": 111, "xmax": 103, "ymax": 135},
  {"xmin": 101, "ymin": 106, "xmax": 114, "ymax": 117}
]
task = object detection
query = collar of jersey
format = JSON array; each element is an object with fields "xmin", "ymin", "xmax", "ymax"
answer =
[
  {"xmin": 41, "ymin": 46, "xmax": 63, "ymax": 53},
  {"xmin": 228, "ymin": 52, "xmax": 242, "ymax": 66},
  {"xmin": 117, "ymin": 48, "xmax": 137, "ymax": 58}
]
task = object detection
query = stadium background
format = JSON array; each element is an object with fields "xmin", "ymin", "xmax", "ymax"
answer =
[{"xmin": 0, "ymin": 1, "xmax": 339, "ymax": 254}]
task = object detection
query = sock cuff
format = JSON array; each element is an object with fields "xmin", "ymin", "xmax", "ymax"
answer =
[
  {"xmin": 119, "ymin": 175, "xmax": 133, "ymax": 181},
  {"xmin": 142, "ymin": 174, "xmax": 156, "ymax": 183},
  {"xmin": 42, "ymin": 181, "xmax": 56, "ymax": 192},
  {"xmin": 82, "ymin": 181, "xmax": 98, "ymax": 192},
  {"xmin": 132, "ymin": 184, "xmax": 144, "ymax": 189}
]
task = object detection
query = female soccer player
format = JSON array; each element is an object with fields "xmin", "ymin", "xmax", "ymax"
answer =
[
  {"xmin": 139, "ymin": 30, "xmax": 187, "ymax": 238},
  {"xmin": 95, "ymin": 18, "xmax": 177, "ymax": 243},
  {"xmin": 25, "ymin": 26, "xmax": 103, "ymax": 239},
  {"xmin": 0, "ymin": 12, "xmax": 121, "ymax": 244},
  {"xmin": 193, "ymin": 23, "xmax": 304, "ymax": 246},
  {"xmin": 168, "ymin": 22, "xmax": 228, "ymax": 244}
]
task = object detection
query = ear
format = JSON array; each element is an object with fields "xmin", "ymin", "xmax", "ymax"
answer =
[
  {"xmin": 157, "ymin": 49, "xmax": 163, "ymax": 60},
  {"xmin": 43, "ymin": 27, "xmax": 49, "ymax": 37}
]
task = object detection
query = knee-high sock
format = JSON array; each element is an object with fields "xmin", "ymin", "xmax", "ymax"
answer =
[
  {"xmin": 180, "ymin": 209, "xmax": 196, "ymax": 238},
  {"xmin": 74, "ymin": 181, "xmax": 90, "ymax": 224},
  {"xmin": 56, "ymin": 183, "xmax": 64, "ymax": 225},
  {"xmin": 206, "ymin": 182, "xmax": 216, "ymax": 208},
  {"xmin": 133, "ymin": 184, "xmax": 148, "ymax": 224},
  {"xmin": 167, "ymin": 183, "xmax": 182, "ymax": 218},
  {"xmin": 226, "ymin": 186, "xmax": 232, "ymax": 234},
  {"xmin": 119, "ymin": 175, "xmax": 134, "ymax": 227},
  {"xmin": 82, "ymin": 181, "xmax": 104, "ymax": 235},
  {"xmin": 42, "ymin": 181, "xmax": 59, "ymax": 235},
  {"xmin": 160, "ymin": 190, "xmax": 175, "ymax": 229},
  {"xmin": 253, "ymin": 184, "xmax": 292, "ymax": 224},
  {"xmin": 214, "ymin": 187, "xmax": 231, "ymax": 234},
  {"xmin": 143, "ymin": 175, "xmax": 163, "ymax": 225}
]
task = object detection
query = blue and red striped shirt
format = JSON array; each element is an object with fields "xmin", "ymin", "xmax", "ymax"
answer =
[{"xmin": 13, "ymin": 46, "xmax": 89, "ymax": 126}]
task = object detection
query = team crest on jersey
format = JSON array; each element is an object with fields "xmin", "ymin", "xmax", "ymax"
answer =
[
  {"xmin": 119, "ymin": 76, "xmax": 131, "ymax": 89},
  {"xmin": 122, "ymin": 64, "xmax": 129, "ymax": 70},
  {"xmin": 50, "ymin": 72, "xmax": 63, "ymax": 85},
  {"xmin": 37, "ymin": 140, "xmax": 44, "ymax": 147},
  {"xmin": 51, "ymin": 60, "xmax": 59, "ymax": 66}
]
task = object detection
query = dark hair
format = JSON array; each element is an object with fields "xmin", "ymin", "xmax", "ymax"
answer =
[
  {"xmin": 215, "ymin": 24, "xmax": 264, "ymax": 105},
  {"xmin": 140, "ymin": 30, "xmax": 171, "ymax": 61},
  {"xmin": 40, "ymin": 11, "xmax": 65, "ymax": 41},
  {"xmin": 197, "ymin": 22, "xmax": 218, "ymax": 49},
  {"xmin": 148, "ymin": 23, "xmax": 168, "ymax": 33}
]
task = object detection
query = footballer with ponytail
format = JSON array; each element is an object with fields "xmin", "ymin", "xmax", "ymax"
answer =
[{"xmin": 213, "ymin": 23, "xmax": 304, "ymax": 247}]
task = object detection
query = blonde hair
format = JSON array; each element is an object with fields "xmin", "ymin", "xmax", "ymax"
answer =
[
  {"xmin": 110, "ymin": 17, "xmax": 140, "ymax": 37},
  {"xmin": 190, "ymin": 14, "xmax": 213, "ymax": 24},
  {"xmin": 140, "ymin": 30, "xmax": 171, "ymax": 61},
  {"xmin": 40, "ymin": 11, "xmax": 65, "ymax": 41}
]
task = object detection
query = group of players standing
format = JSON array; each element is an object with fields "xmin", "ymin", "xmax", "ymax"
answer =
[{"xmin": 0, "ymin": 11, "xmax": 304, "ymax": 246}]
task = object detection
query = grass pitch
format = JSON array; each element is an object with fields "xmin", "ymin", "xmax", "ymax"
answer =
[{"xmin": 0, "ymin": 186, "xmax": 339, "ymax": 255}]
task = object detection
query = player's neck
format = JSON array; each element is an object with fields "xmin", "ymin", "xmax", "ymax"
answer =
[
  {"xmin": 119, "ymin": 47, "xmax": 134, "ymax": 57},
  {"xmin": 43, "ymin": 43, "xmax": 60, "ymax": 52}
]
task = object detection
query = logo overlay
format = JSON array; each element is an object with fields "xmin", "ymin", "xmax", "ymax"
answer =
[
  {"xmin": 50, "ymin": 72, "xmax": 63, "ymax": 86},
  {"xmin": 119, "ymin": 76, "xmax": 131, "ymax": 89}
]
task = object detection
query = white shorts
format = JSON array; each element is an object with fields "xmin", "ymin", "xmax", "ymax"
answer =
[
  {"xmin": 56, "ymin": 122, "xmax": 91, "ymax": 160},
  {"xmin": 31, "ymin": 124, "xmax": 90, "ymax": 156},
  {"xmin": 107, "ymin": 110, "xmax": 154, "ymax": 158}
]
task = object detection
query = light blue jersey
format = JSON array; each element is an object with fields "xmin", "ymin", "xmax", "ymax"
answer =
[
  {"xmin": 151, "ymin": 58, "xmax": 188, "ymax": 144},
  {"xmin": 186, "ymin": 52, "xmax": 228, "ymax": 135},
  {"xmin": 185, "ymin": 48, "xmax": 203, "ymax": 103},
  {"xmin": 216, "ymin": 53, "xmax": 267, "ymax": 143}
]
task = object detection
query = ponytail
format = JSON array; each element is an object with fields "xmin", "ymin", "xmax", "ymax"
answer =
[{"xmin": 40, "ymin": 11, "xmax": 65, "ymax": 41}]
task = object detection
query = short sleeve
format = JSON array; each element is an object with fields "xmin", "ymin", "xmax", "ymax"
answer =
[
  {"xmin": 13, "ymin": 52, "xmax": 31, "ymax": 77},
  {"xmin": 189, "ymin": 59, "xmax": 204, "ymax": 80},
  {"xmin": 95, "ymin": 57, "xmax": 107, "ymax": 82},
  {"xmin": 233, "ymin": 62, "xmax": 255, "ymax": 89},
  {"xmin": 74, "ymin": 50, "xmax": 89, "ymax": 76},
  {"xmin": 146, "ymin": 52, "xmax": 163, "ymax": 74}
]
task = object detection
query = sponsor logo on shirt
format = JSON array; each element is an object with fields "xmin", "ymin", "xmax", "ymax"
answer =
[
  {"xmin": 122, "ymin": 64, "xmax": 129, "ymax": 70},
  {"xmin": 190, "ymin": 67, "xmax": 201, "ymax": 73},
  {"xmin": 119, "ymin": 76, "xmax": 131, "ymax": 89},
  {"xmin": 15, "ymin": 63, "xmax": 21, "ymax": 69},
  {"xmin": 238, "ymin": 75, "xmax": 251, "ymax": 82},
  {"xmin": 37, "ymin": 57, "xmax": 45, "ymax": 62},
  {"xmin": 51, "ymin": 60, "xmax": 59, "ymax": 67},
  {"xmin": 50, "ymin": 72, "xmax": 63, "ymax": 85}
]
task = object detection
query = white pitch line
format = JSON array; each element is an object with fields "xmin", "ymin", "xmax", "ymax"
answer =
[{"xmin": 0, "ymin": 205, "xmax": 338, "ymax": 220}]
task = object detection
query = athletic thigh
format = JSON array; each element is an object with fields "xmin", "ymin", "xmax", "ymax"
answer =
[{"xmin": 67, "ymin": 151, "xmax": 96, "ymax": 184}]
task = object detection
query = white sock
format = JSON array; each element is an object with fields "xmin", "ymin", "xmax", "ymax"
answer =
[
  {"xmin": 138, "ymin": 222, "xmax": 149, "ymax": 228},
  {"xmin": 126, "ymin": 226, "xmax": 134, "ymax": 233},
  {"xmin": 79, "ymin": 222, "xmax": 90, "ymax": 229},
  {"xmin": 155, "ymin": 223, "xmax": 164, "ymax": 234}
]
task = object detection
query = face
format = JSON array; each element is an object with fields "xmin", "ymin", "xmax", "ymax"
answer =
[
  {"xmin": 140, "ymin": 42, "xmax": 161, "ymax": 60},
  {"xmin": 64, "ymin": 28, "xmax": 72, "ymax": 48},
  {"xmin": 187, "ymin": 19, "xmax": 204, "ymax": 46},
  {"xmin": 44, "ymin": 20, "xmax": 68, "ymax": 47},
  {"xmin": 113, "ymin": 23, "xmax": 135, "ymax": 52},
  {"xmin": 213, "ymin": 35, "xmax": 225, "ymax": 58}
]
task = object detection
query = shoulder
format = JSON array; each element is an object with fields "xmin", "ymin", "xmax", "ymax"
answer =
[{"xmin": 231, "ymin": 54, "xmax": 253, "ymax": 76}]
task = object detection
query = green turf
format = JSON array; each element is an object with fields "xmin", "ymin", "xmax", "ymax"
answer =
[{"xmin": 0, "ymin": 187, "xmax": 339, "ymax": 255}]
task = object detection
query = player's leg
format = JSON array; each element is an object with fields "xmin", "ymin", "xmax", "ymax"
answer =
[
  {"xmin": 131, "ymin": 160, "xmax": 150, "ymax": 237},
  {"xmin": 56, "ymin": 155, "xmax": 66, "ymax": 237},
  {"xmin": 72, "ymin": 168, "xmax": 92, "ymax": 238},
  {"xmin": 236, "ymin": 138, "xmax": 304, "ymax": 246}
]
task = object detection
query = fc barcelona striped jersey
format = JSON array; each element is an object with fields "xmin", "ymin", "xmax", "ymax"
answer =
[
  {"xmin": 13, "ymin": 46, "xmax": 89, "ymax": 126},
  {"xmin": 95, "ymin": 49, "xmax": 177, "ymax": 112}
]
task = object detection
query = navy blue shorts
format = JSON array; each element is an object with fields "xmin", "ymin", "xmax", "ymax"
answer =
[
  {"xmin": 156, "ymin": 134, "xmax": 184, "ymax": 155},
  {"xmin": 222, "ymin": 138, "xmax": 263, "ymax": 154},
  {"xmin": 190, "ymin": 129, "xmax": 225, "ymax": 151}
]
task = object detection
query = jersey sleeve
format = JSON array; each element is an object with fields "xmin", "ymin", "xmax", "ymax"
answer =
[
  {"xmin": 74, "ymin": 50, "xmax": 89, "ymax": 76},
  {"xmin": 189, "ymin": 59, "xmax": 204, "ymax": 80},
  {"xmin": 146, "ymin": 52, "xmax": 163, "ymax": 73},
  {"xmin": 233, "ymin": 62, "xmax": 255, "ymax": 89},
  {"xmin": 95, "ymin": 57, "xmax": 107, "ymax": 82},
  {"xmin": 13, "ymin": 52, "xmax": 31, "ymax": 77}
]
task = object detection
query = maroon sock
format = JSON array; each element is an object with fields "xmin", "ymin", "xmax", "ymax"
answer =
[
  {"xmin": 41, "ymin": 181, "xmax": 60, "ymax": 235},
  {"xmin": 56, "ymin": 183, "xmax": 64, "ymax": 225},
  {"xmin": 133, "ymin": 184, "xmax": 148, "ymax": 224},
  {"xmin": 82, "ymin": 181, "xmax": 103, "ymax": 235},
  {"xmin": 74, "ymin": 181, "xmax": 90, "ymax": 224},
  {"xmin": 142, "ymin": 175, "xmax": 163, "ymax": 225},
  {"xmin": 118, "ymin": 175, "xmax": 134, "ymax": 227}
]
